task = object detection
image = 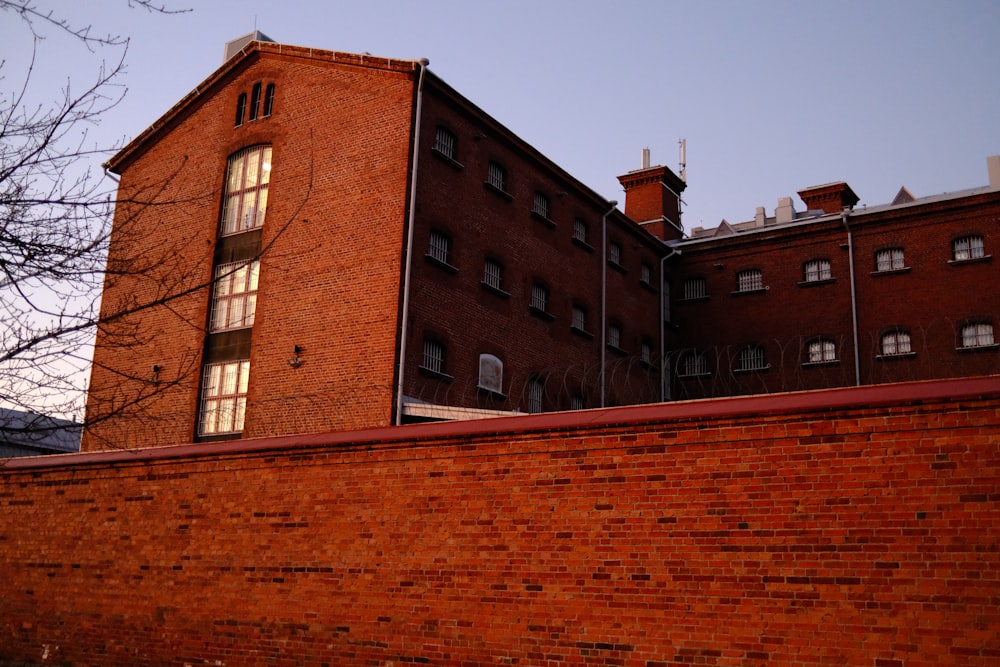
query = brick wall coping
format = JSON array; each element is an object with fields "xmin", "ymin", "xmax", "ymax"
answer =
[{"xmin": 4, "ymin": 375, "xmax": 998, "ymax": 472}]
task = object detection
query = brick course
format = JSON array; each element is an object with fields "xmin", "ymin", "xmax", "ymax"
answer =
[{"xmin": 4, "ymin": 376, "xmax": 999, "ymax": 666}]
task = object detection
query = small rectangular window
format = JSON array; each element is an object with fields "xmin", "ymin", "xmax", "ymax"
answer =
[
  {"xmin": 807, "ymin": 339, "xmax": 837, "ymax": 364},
  {"xmin": 528, "ymin": 377, "xmax": 544, "ymax": 414},
  {"xmin": 570, "ymin": 394, "xmax": 585, "ymax": 411},
  {"xmin": 434, "ymin": 127, "xmax": 456, "ymax": 159},
  {"xmin": 478, "ymin": 354, "xmax": 503, "ymax": 394},
  {"xmin": 428, "ymin": 230, "xmax": 450, "ymax": 264},
  {"xmin": 953, "ymin": 236, "xmax": 985, "ymax": 261},
  {"xmin": 683, "ymin": 277, "xmax": 707, "ymax": 300},
  {"xmin": 573, "ymin": 218, "xmax": 588, "ymax": 244},
  {"xmin": 483, "ymin": 259, "xmax": 503, "ymax": 291},
  {"xmin": 880, "ymin": 330, "xmax": 912, "ymax": 356},
  {"xmin": 640, "ymin": 340, "xmax": 652, "ymax": 364},
  {"xmin": 199, "ymin": 360, "xmax": 251, "ymax": 436},
  {"xmin": 876, "ymin": 248, "xmax": 905, "ymax": 272},
  {"xmin": 608, "ymin": 323, "xmax": 622, "ymax": 350},
  {"xmin": 486, "ymin": 161, "xmax": 506, "ymax": 192},
  {"xmin": 571, "ymin": 305, "xmax": 587, "ymax": 332},
  {"xmin": 736, "ymin": 269, "xmax": 763, "ymax": 293},
  {"xmin": 530, "ymin": 283, "xmax": 548, "ymax": 312},
  {"xmin": 679, "ymin": 351, "xmax": 708, "ymax": 377},
  {"xmin": 640, "ymin": 263, "xmax": 652, "ymax": 285},
  {"xmin": 961, "ymin": 322, "xmax": 994, "ymax": 348},
  {"xmin": 532, "ymin": 191, "xmax": 550, "ymax": 219},
  {"xmin": 422, "ymin": 339, "xmax": 445, "ymax": 374},
  {"xmin": 803, "ymin": 259, "xmax": 831, "ymax": 282},
  {"xmin": 609, "ymin": 241, "xmax": 623, "ymax": 267},
  {"xmin": 738, "ymin": 345, "xmax": 767, "ymax": 371}
]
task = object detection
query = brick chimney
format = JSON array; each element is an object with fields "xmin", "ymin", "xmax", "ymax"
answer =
[
  {"xmin": 617, "ymin": 161, "xmax": 687, "ymax": 242},
  {"xmin": 797, "ymin": 182, "xmax": 860, "ymax": 215}
]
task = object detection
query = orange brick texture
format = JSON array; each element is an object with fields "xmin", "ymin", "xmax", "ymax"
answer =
[{"xmin": 3, "ymin": 377, "xmax": 999, "ymax": 666}]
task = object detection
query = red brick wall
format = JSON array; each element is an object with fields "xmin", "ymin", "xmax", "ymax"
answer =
[
  {"xmin": 83, "ymin": 47, "xmax": 418, "ymax": 449},
  {"xmin": 5, "ymin": 377, "xmax": 999, "ymax": 666}
]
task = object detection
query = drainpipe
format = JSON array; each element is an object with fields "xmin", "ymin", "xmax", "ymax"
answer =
[
  {"xmin": 395, "ymin": 58, "xmax": 429, "ymax": 425},
  {"xmin": 659, "ymin": 246, "xmax": 681, "ymax": 402},
  {"xmin": 600, "ymin": 200, "xmax": 617, "ymax": 408},
  {"xmin": 841, "ymin": 211, "xmax": 861, "ymax": 386}
]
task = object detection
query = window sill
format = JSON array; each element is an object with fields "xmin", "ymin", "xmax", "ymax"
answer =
[
  {"xmin": 531, "ymin": 211, "xmax": 556, "ymax": 228},
  {"xmin": 570, "ymin": 325, "xmax": 593, "ymax": 339},
  {"xmin": 733, "ymin": 365, "xmax": 770, "ymax": 374},
  {"xmin": 606, "ymin": 344, "xmax": 627, "ymax": 356},
  {"xmin": 425, "ymin": 254, "xmax": 458, "ymax": 273},
  {"xmin": 572, "ymin": 237, "xmax": 594, "ymax": 253},
  {"xmin": 481, "ymin": 282, "xmax": 511, "ymax": 298},
  {"xmin": 640, "ymin": 359, "xmax": 655, "ymax": 369},
  {"xmin": 948, "ymin": 255, "xmax": 992, "ymax": 266},
  {"xmin": 477, "ymin": 385, "xmax": 507, "ymax": 400},
  {"xmin": 529, "ymin": 306, "xmax": 555, "ymax": 321},
  {"xmin": 731, "ymin": 287, "xmax": 768, "ymax": 296},
  {"xmin": 679, "ymin": 295, "xmax": 710, "ymax": 303},
  {"xmin": 431, "ymin": 148, "xmax": 464, "ymax": 170},
  {"xmin": 608, "ymin": 261, "xmax": 627, "ymax": 274},
  {"xmin": 871, "ymin": 267, "xmax": 911, "ymax": 277},
  {"xmin": 876, "ymin": 352, "xmax": 916, "ymax": 361},
  {"xmin": 798, "ymin": 278, "xmax": 836, "ymax": 288},
  {"xmin": 484, "ymin": 181, "xmax": 513, "ymax": 201},
  {"xmin": 195, "ymin": 432, "xmax": 243, "ymax": 443},
  {"xmin": 956, "ymin": 343, "xmax": 999, "ymax": 353},
  {"xmin": 419, "ymin": 366, "xmax": 454, "ymax": 382},
  {"xmin": 678, "ymin": 372, "xmax": 712, "ymax": 379},
  {"xmin": 802, "ymin": 360, "xmax": 840, "ymax": 368}
]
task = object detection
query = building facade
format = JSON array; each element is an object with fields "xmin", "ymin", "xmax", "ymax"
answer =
[
  {"xmin": 666, "ymin": 159, "xmax": 1000, "ymax": 401},
  {"xmin": 82, "ymin": 36, "xmax": 671, "ymax": 450}
]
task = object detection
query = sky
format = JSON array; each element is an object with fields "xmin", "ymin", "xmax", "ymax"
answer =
[{"xmin": 5, "ymin": 0, "xmax": 1000, "ymax": 232}]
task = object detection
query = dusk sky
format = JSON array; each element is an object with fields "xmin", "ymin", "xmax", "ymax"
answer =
[{"xmin": 5, "ymin": 0, "xmax": 1000, "ymax": 231}]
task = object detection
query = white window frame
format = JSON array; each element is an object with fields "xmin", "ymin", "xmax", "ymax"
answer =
[
  {"xmin": 876, "ymin": 248, "xmax": 905, "ymax": 272},
  {"xmin": 199, "ymin": 360, "xmax": 251, "ymax": 436},
  {"xmin": 880, "ymin": 330, "xmax": 912, "ymax": 357},
  {"xmin": 220, "ymin": 145, "xmax": 272, "ymax": 235},
  {"xmin": 961, "ymin": 322, "xmax": 995, "ymax": 348},
  {"xmin": 210, "ymin": 260, "xmax": 260, "ymax": 332},
  {"xmin": 803, "ymin": 259, "xmax": 832, "ymax": 282},
  {"xmin": 806, "ymin": 339, "xmax": 837, "ymax": 364},
  {"xmin": 736, "ymin": 269, "xmax": 763, "ymax": 293},
  {"xmin": 953, "ymin": 235, "xmax": 985, "ymax": 261}
]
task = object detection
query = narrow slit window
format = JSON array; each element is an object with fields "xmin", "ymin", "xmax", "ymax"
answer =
[
  {"xmin": 234, "ymin": 93, "xmax": 247, "ymax": 127},
  {"xmin": 249, "ymin": 82, "xmax": 262, "ymax": 121},
  {"xmin": 262, "ymin": 83, "xmax": 275, "ymax": 117}
]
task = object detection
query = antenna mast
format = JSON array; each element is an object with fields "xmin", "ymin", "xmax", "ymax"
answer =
[{"xmin": 678, "ymin": 138, "xmax": 687, "ymax": 183}]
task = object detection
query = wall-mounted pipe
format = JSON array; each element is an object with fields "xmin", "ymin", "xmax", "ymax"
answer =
[{"xmin": 659, "ymin": 246, "xmax": 681, "ymax": 402}]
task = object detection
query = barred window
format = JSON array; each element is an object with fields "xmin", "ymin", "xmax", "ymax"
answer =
[
  {"xmin": 876, "ymin": 248, "xmax": 905, "ymax": 272},
  {"xmin": 738, "ymin": 345, "xmax": 767, "ymax": 371},
  {"xmin": 880, "ymin": 330, "xmax": 912, "ymax": 356},
  {"xmin": 641, "ymin": 340, "xmax": 652, "ymax": 364},
  {"xmin": 683, "ymin": 277, "xmax": 707, "ymax": 300},
  {"xmin": 679, "ymin": 351, "xmax": 708, "ymax": 377},
  {"xmin": 210, "ymin": 261, "xmax": 260, "ymax": 331},
  {"xmin": 422, "ymin": 339, "xmax": 445, "ymax": 374},
  {"xmin": 736, "ymin": 269, "xmax": 763, "ymax": 292},
  {"xmin": 571, "ymin": 305, "xmax": 587, "ymax": 331},
  {"xmin": 961, "ymin": 322, "xmax": 994, "ymax": 348},
  {"xmin": 608, "ymin": 323, "xmax": 622, "ymax": 349},
  {"xmin": 483, "ymin": 259, "xmax": 503, "ymax": 290},
  {"xmin": 570, "ymin": 394, "xmax": 585, "ymax": 411},
  {"xmin": 199, "ymin": 360, "xmax": 250, "ymax": 436},
  {"xmin": 953, "ymin": 235, "xmax": 985, "ymax": 261},
  {"xmin": 428, "ymin": 230, "xmax": 450, "ymax": 264},
  {"xmin": 532, "ymin": 191, "xmax": 550, "ymax": 219},
  {"xmin": 609, "ymin": 240, "xmax": 623, "ymax": 266},
  {"xmin": 528, "ymin": 377, "xmax": 545, "ymax": 414},
  {"xmin": 487, "ymin": 161, "xmax": 507, "ymax": 191},
  {"xmin": 220, "ymin": 145, "xmax": 272, "ymax": 235},
  {"xmin": 573, "ymin": 218, "xmax": 588, "ymax": 244},
  {"xmin": 434, "ymin": 127, "xmax": 456, "ymax": 159},
  {"xmin": 640, "ymin": 263, "xmax": 652, "ymax": 285},
  {"xmin": 803, "ymin": 259, "xmax": 832, "ymax": 282},
  {"xmin": 530, "ymin": 283, "xmax": 548, "ymax": 312},
  {"xmin": 807, "ymin": 338, "xmax": 837, "ymax": 364}
]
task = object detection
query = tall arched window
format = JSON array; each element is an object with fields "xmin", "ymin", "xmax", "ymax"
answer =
[
  {"xmin": 234, "ymin": 93, "xmax": 247, "ymax": 127},
  {"xmin": 220, "ymin": 145, "xmax": 272, "ymax": 235}
]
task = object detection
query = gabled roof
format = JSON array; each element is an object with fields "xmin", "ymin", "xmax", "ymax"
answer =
[{"xmin": 106, "ymin": 40, "xmax": 423, "ymax": 174}]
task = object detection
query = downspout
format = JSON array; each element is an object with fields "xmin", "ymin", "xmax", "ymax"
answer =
[
  {"xmin": 600, "ymin": 200, "xmax": 617, "ymax": 408},
  {"xmin": 841, "ymin": 211, "xmax": 861, "ymax": 386},
  {"xmin": 659, "ymin": 246, "xmax": 681, "ymax": 402},
  {"xmin": 395, "ymin": 58, "xmax": 429, "ymax": 425}
]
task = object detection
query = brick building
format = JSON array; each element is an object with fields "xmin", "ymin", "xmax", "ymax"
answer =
[
  {"xmin": 666, "ymin": 156, "xmax": 1000, "ymax": 400},
  {"xmin": 81, "ymin": 35, "xmax": 675, "ymax": 450}
]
